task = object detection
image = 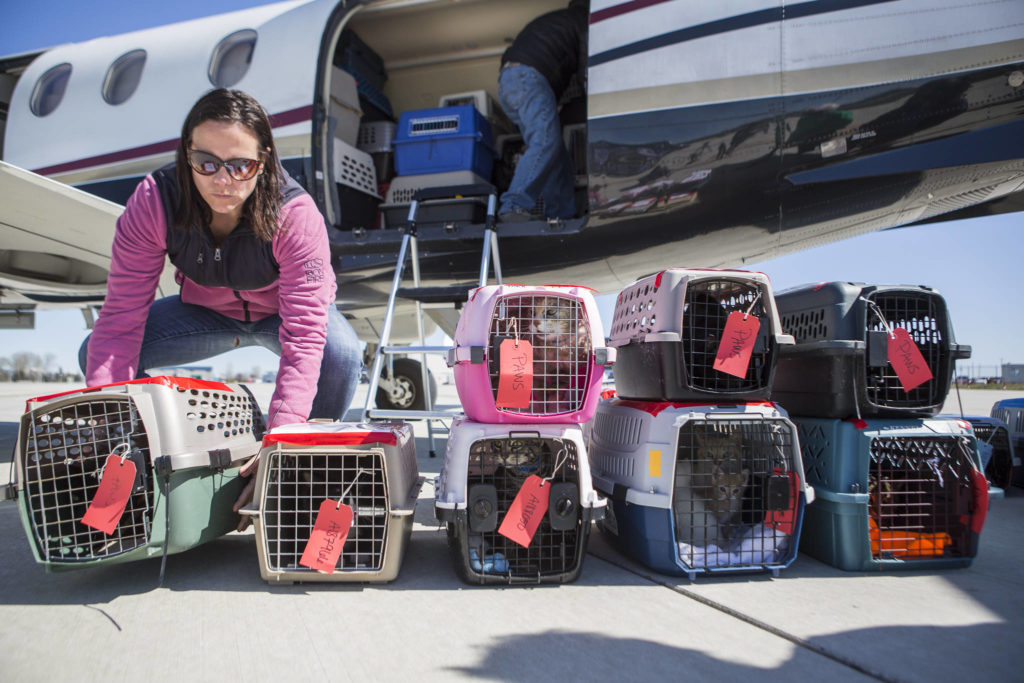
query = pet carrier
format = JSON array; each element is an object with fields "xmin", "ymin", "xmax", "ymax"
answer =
[
  {"xmin": 992, "ymin": 398, "xmax": 1024, "ymax": 455},
  {"xmin": 793, "ymin": 416, "xmax": 988, "ymax": 571},
  {"xmin": 13, "ymin": 377, "xmax": 264, "ymax": 571},
  {"xmin": 772, "ymin": 282, "xmax": 971, "ymax": 418},
  {"xmin": 447, "ymin": 284, "xmax": 614, "ymax": 424},
  {"xmin": 435, "ymin": 419, "xmax": 605, "ymax": 584},
  {"xmin": 986, "ymin": 402, "xmax": 1024, "ymax": 489},
  {"xmin": 241, "ymin": 421, "xmax": 423, "ymax": 583},
  {"xmin": 945, "ymin": 415, "xmax": 1016, "ymax": 494},
  {"xmin": 392, "ymin": 105, "xmax": 495, "ymax": 178},
  {"xmin": 381, "ymin": 170, "xmax": 490, "ymax": 229},
  {"xmin": 607, "ymin": 269, "xmax": 792, "ymax": 402},
  {"xmin": 588, "ymin": 399, "xmax": 810, "ymax": 578}
]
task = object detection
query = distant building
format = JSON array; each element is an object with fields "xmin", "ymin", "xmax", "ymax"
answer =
[
  {"xmin": 151, "ymin": 365, "xmax": 214, "ymax": 380},
  {"xmin": 1001, "ymin": 364, "xmax": 1024, "ymax": 383}
]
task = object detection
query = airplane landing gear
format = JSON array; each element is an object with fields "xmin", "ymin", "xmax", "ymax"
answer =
[{"xmin": 375, "ymin": 357, "xmax": 438, "ymax": 411}]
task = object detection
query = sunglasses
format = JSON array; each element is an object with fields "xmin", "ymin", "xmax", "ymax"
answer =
[{"xmin": 187, "ymin": 149, "xmax": 264, "ymax": 181}]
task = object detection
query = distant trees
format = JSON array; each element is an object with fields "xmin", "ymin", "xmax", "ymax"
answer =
[{"xmin": 0, "ymin": 351, "xmax": 82, "ymax": 382}]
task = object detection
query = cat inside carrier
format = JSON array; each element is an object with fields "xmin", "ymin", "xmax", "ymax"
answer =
[
  {"xmin": 243, "ymin": 422, "xmax": 422, "ymax": 583},
  {"xmin": 673, "ymin": 419, "xmax": 801, "ymax": 570},
  {"xmin": 448, "ymin": 284, "xmax": 613, "ymax": 423},
  {"xmin": 588, "ymin": 400, "xmax": 808, "ymax": 578},
  {"xmin": 14, "ymin": 378, "xmax": 262, "ymax": 570},
  {"xmin": 436, "ymin": 420, "xmax": 604, "ymax": 584}
]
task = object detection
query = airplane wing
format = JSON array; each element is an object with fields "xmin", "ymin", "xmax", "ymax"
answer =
[{"xmin": 0, "ymin": 161, "xmax": 176, "ymax": 311}]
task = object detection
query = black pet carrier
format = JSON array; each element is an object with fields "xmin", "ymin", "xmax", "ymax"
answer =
[
  {"xmin": 607, "ymin": 269, "xmax": 793, "ymax": 402},
  {"xmin": 772, "ymin": 282, "xmax": 971, "ymax": 418}
]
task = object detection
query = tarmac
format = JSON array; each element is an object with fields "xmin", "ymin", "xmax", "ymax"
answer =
[{"xmin": 0, "ymin": 380, "xmax": 1021, "ymax": 682}]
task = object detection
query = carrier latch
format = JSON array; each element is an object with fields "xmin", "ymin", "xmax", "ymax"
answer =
[
  {"xmin": 766, "ymin": 474, "xmax": 792, "ymax": 511},
  {"xmin": 208, "ymin": 448, "xmax": 231, "ymax": 472}
]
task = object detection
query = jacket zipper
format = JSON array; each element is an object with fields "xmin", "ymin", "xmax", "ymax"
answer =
[{"xmin": 233, "ymin": 289, "xmax": 251, "ymax": 322}]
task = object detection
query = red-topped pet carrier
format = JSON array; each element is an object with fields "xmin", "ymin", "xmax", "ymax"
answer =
[
  {"xmin": 242, "ymin": 421, "xmax": 423, "ymax": 583},
  {"xmin": 14, "ymin": 377, "xmax": 264, "ymax": 570}
]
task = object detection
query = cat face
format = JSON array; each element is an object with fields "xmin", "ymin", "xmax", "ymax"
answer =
[{"xmin": 527, "ymin": 296, "xmax": 577, "ymax": 337}]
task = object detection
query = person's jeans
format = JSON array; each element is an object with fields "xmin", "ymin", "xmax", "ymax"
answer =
[
  {"xmin": 498, "ymin": 64, "xmax": 576, "ymax": 219},
  {"xmin": 78, "ymin": 295, "xmax": 362, "ymax": 422}
]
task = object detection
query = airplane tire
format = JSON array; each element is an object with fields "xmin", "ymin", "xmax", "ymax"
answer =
[{"xmin": 375, "ymin": 358, "xmax": 438, "ymax": 411}]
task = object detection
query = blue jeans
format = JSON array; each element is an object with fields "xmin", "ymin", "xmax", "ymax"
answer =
[
  {"xmin": 498, "ymin": 64, "xmax": 576, "ymax": 219},
  {"xmin": 78, "ymin": 296, "xmax": 362, "ymax": 422}
]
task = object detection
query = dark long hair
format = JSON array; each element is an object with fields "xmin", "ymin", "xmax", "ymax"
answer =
[{"xmin": 174, "ymin": 89, "xmax": 282, "ymax": 241}]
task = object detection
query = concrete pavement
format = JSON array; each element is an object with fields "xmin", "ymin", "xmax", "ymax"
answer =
[{"xmin": 0, "ymin": 382, "xmax": 1020, "ymax": 682}]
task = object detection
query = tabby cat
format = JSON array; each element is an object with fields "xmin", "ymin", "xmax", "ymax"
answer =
[{"xmin": 673, "ymin": 430, "xmax": 750, "ymax": 546}]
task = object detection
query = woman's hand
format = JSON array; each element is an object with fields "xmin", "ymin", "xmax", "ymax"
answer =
[{"xmin": 233, "ymin": 454, "xmax": 260, "ymax": 531}]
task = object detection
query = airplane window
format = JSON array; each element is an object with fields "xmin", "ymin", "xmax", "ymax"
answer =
[
  {"xmin": 103, "ymin": 49, "xmax": 146, "ymax": 105},
  {"xmin": 29, "ymin": 63, "xmax": 72, "ymax": 117},
  {"xmin": 209, "ymin": 29, "xmax": 257, "ymax": 88}
]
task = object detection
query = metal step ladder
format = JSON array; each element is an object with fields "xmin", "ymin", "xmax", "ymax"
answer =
[{"xmin": 360, "ymin": 183, "xmax": 502, "ymax": 457}]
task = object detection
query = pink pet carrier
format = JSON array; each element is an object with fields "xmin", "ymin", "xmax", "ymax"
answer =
[{"xmin": 447, "ymin": 284, "xmax": 614, "ymax": 423}]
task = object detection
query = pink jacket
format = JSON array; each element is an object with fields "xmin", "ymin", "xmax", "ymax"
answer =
[{"xmin": 86, "ymin": 173, "xmax": 338, "ymax": 428}]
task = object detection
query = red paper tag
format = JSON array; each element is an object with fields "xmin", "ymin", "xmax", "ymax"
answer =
[
  {"xmin": 713, "ymin": 312, "xmax": 760, "ymax": 378},
  {"xmin": 497, "ymin": 474, "xmax": 550, "ymax": 548},
  {"xmin": 887, "ymin": 327, "xmax": 933, "ymax": 391},
  {"xmin": 496, "ymin": 338, "xmax": 533, "ymax": 409},
  {"xmin": 81, "ymin": 454, "xmax": 137, "ymax": 535},
  {"xmin": 764, "ymin": 470, "xmax": 798, "ymax": 535},
  {"xmin": 299, "ymin": 500, "xmax": 354, "ymax": 574}
]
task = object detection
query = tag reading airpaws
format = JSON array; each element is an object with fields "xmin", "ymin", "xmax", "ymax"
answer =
[
  {"xmin": 81, "ymin": 454, "xmax": 137, "ymax": 535},
  {"xmin": 713, "ymin": 312, "xmax": 760, "ymax": 378},
  {"xmin": 888, "ymin": 327, "xmax": 933, "ymax": 391},
  {"xmin": 496, "ymin": 338, "xmax": 533, "ymax": 409},
  {"xmin": 299, "ymin": 500, "xmax": 354, "ymax": 574},
  {"xmin": 497, "ymin": 474, "xmax": 550, "ymax": 548}
]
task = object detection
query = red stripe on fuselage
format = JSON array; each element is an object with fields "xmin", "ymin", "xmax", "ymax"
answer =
[
  {"xmin": 31, "ymin": 105, "xmax": 313, "ymax": 177},
  {"xmin": 591, "ymin": 0, "xmax": 675, "ymax": 23}
]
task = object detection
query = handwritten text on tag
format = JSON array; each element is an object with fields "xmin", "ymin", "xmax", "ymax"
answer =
[
  {"xmin": 496, "ymin": 338, "xmax": 533, "ymax": 409},
  {"xmin": 888, "ymin": 327, "xmax": 933, "ymax": 392},
  {"xmin": 498, "ymin": 474, "xmax": 550, "ymax": 548},
  {"xmin": 299, "ymin": 500, "xmax": 354, "ymax": 574},
  {"xmin": 81, "ymin": 454, "xmax": 137, "ymax": 535},
  {"xmin": 713, "ymin": 312, "xmax": 760, "ymax": 378}
]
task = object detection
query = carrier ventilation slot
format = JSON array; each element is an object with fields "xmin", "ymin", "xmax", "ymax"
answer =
[
  {"xmin": 22, "ymin": 398, "xmax": 154, "ymax": 562},
  {"xmin": 181, "ymin": 387, "xmax": 260, "ymax": 437},
  {"xmin": 409, "ymin": 115, "xmax": 459, "ymax": 136},
  {"xmin": 263, "ymin": 450, "xmax": 389, "ymax": 573}
]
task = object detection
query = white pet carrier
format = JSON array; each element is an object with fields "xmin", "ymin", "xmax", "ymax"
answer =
[
  {"xmin": 242, "ymin": 421, "xmax": 423, "ymax": 583},
  {"xmin": 588, "ymin": 399, "xmax": 812, "ymax": 578},
  {"xmin": 14, "ymin": 377, "xmax": 264, "ymax": 570},
  {"xmin": 435, "ymin": 418, "xmax": 606, "ymax": 584}
]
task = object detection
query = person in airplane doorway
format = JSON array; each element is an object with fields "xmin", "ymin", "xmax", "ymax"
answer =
[
  {"xmin": 78, "ymin": 89, "xmax": 362, "ymax": 526},
  {"xmin": 497, "ymin": 0, "xmax": 588, "ymax": 223}
]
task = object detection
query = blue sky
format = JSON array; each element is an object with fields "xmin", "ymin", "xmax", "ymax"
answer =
[{"xmin": 0, "ymin": 1, "xmax": 1019, "ymax": 378}]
